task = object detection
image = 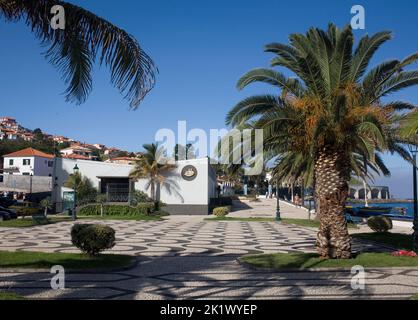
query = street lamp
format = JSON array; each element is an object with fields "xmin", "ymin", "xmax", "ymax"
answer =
[
  {"xmin": 72, "ymin": 164, "xmax": 79, "ymax": 221},
  {"xmin": 408, "ymin": 142, "xmax": 418, "ymax": 252},
  {"xmin": 276, "ymin": 179, "xmax": 281, "ymax": 222}
]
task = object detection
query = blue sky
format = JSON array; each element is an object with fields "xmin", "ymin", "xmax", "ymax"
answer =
[{"xmin": 0, "ymin": 0, "xmax": 417, "ymax": 198}]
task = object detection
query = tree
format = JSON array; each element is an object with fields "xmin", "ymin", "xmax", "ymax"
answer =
[
  {"xmin": 40, "ymin": 196, "xmax": 52, "ymax": 217},
  {"xmin": 0, "ymin": 0, "xmax": 156, "ymax": 108},
  {"xmin": 64, "ymin": 171, "xmax": 96, "ymax": 201},
  {"xmin": 95, "ymin": 194, "xmax": 107, "ymax": 217},
  {"xmin": 226, "ymin": 24, "xmax": 418, "ymax": 259},
  {"xmin": 174, "ymin": 144, "xmax": 195, "ymax": 161},
  {"xmin": 130, "ymin": 143, "xmax": 177, "ymax": 202}
]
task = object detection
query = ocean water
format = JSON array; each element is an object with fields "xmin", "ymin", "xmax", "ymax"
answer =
[{"xmin": 349, "ymin": 202, "xmax": 416, "ymax": 218}]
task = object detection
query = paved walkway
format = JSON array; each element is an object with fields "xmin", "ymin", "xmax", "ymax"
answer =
[{"xmin": 0, "ymin": 200, "xmax": 417, "ymax": 300}]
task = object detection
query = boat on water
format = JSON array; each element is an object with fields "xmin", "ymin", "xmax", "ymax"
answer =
[{"xmin": 345, "ymin": 205, "xmax": 393, "ymax": 217}]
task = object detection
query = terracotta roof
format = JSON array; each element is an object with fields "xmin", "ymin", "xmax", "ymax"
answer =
[
  {"xmin": 63, "ymin": 154, "xmax": 91, "ymax": 160},
  {"xmin": 4, "ymin": 147, "xmax": 54, "ymax": 159}
]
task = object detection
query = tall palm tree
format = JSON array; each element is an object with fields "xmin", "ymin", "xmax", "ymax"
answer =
[
  {"xmin": 0, "ymin": 0, "xmax": 156, "ymax": 108},
  {"xmin": 401, "ymin": 111, "xmax": 418, "ymax": 137},
  {"xmin": 226, "ymin": 24, "xmax": 418, "ymax": 259},
  {"xmin": 129, "ymin": 143, "xmax": 177, "ymax": 202}
]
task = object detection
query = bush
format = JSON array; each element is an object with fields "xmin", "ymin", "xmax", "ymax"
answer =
[
  {"xmin": 130, "ymin": 190, "xmax": 152, "ymax": 206},
  {"xmin": 9, "ymin": 205, "xmax": 41, "ymax": 217},
  {"xmin": 71, "ymin": 224, "xmax": 115, "ymax": 256},
  {"xmin": 213, "ymin": 206, "xmax": 230, "ymax": 217},
  {"xmin": 367, "ymin": 216, "xmax": 393, "ymax": 233},
  {"xmin": 78, "ymin": 204, "xmax": 154, "ymax": 216}
]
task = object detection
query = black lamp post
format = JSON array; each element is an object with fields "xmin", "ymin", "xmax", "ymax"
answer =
[
  {"xmin": 276, "ymin": 179, "xmax": 281, "ymax": 222},
  {"xmin": 408, "ymin": 143, "xmax": 418, "ymax": 252},
  {"xmin": 72, "ymin": 164, "xmax": 79, "ymax": 221}
]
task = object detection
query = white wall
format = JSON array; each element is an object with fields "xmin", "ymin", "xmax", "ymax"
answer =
[
  {"xmin": 3, "ymin": 156, "xmax": 54, "ymax": 176},
  {"xmin": 53, "ymin": 157, "xmax": 214, "ymax": 206}
]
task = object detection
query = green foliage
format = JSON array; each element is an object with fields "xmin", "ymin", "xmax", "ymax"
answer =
[
  {"xmin": 213, "ymin": 206, "xmax": 230, "ymax": 217},
  {"xmin": 1, "ymin": 0, "xmax": 156, "ymax": 108},
  {"xmin": 9, "ymin": 204, "xmax": 41, "ymax": 217},
  {"xmin": 71, "ymin": 224, "xmax": 116, "ymax": 256},
  {"xmin": 40, "ymin": 197, "xmax": 52, "ymax": 209},
  {"xmin": 64, "ymin": 172, "xmax": 97, "ymax": 201},
  {"xmin": 95, "ymin": 194, "xmax": 107, "ymax": 204},
  {"xmin": 129, "ymin": 190, "xmax": 152, "ymax": 206},
  {"xmin": 79, "ymin": 204, "xmax": 154, "ymax": 216},
  {"xmin": 367, "ymin": 216, "xmax": 393, "ymax": 233}
]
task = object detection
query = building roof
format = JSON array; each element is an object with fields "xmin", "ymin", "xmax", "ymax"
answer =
[{"xmin": 4, "ymin": 147, "xmax": 54, "ymax": 159}]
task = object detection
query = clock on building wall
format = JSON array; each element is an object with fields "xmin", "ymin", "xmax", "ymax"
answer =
[{"xmin": 181, "ymin": 165, "xmax": 197, "ymax": 181}]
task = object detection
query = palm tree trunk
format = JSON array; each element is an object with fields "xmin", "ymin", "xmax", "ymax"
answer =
[
  {"xmin": 315, "ymin": 147, "xmax": 352, "ymax": 259},
  {"xmin": 150, "ymin": 181, "xmax": 155, "ymax": 201}
]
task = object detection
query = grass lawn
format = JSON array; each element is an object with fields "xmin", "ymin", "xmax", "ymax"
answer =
[
  {"xmin": 411, "ymin": 293, "xmax": 418, "ymax": 300},
  {"xmin": 352, "ymin": 232, "xmax": 413, "ymax": 250},
  {"xmin": 78, "ymin": 214, "xmax": 164, "ymax": 221},
  {"xmin": 206, "ymin": 216, "xmax": 357, "ymax": 228},
  {"xmin": 0, "ymin": 291, "xmax": 25, "ymax": 300},
  {"xmin": 0, "ymin": 251, "xmax": 134, "ymax": 270},
  {"xmin": 0, "ymin": 216, "xmax": 72, "ymax": 228},
  {"xmin": 240, "ymin": 252, "xmax": 418, "ymax": 270}
]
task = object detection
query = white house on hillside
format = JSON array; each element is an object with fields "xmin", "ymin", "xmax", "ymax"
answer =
[{"xmin": 3, "ymin": 147, "xmax": 55, "ymax": 176}]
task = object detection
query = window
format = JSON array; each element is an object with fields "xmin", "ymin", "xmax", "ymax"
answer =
[
  {"xmin": 22, "ymin": 172, "xmax": 30, "ymax": 176},
  {"xmin": 23, "ymin": 159, "xmax": 31, "ymax": 166},
  {"xmin": 48, "ymin": 161, "xmax": 54, "ymax": 167},
  {"xmin": 9, "ymin": 159, "xmax": 14, "ymax": 166}
]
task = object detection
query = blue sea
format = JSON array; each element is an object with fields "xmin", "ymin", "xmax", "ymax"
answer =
[{"xmin": 349, "ymin": 202, "xmax": 416, "ymax": 218}]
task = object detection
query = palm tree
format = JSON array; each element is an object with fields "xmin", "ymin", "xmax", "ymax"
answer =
[
  {"xmin": 226, "ymin": 24, "xmax": 418, "ymax": 259},
  {"xmin": 64, "ymin": 171, "xmax": 96, "ymax": 201},
  {"xmin": 129, "ymin": 143, "xmax": 177, "ymax": 203},
  {"xmin": 0, "ymin": 0, "xmax": 156, "ymax": 108},
  {"xmin": 40, "ymin": 196, "xmax": 52, "ymax": 217},
  {"xmin": 401, "ymin": 111, "xmax": 418, "ymax": 137}
]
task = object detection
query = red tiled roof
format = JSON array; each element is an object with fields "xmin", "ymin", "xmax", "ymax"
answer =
[
  {"xmin": 4, "ymin": 147, "xmax": 54, "ymax": 159},
  {"xmin": 63, "ymin": 154, "xmax": 91, "ymax": 160}
]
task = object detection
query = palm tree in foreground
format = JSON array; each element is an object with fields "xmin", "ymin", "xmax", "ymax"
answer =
[
  {"xmin": 130, "ymin": 143, "xmax": 177, "ymax": 203},
  {"xmin": 227, "ymin": 24, "xmax": 418, "ymax": 259},
  {"xmin": 0, "ymin": 0, "xmax": 156, "ymax": 108}
]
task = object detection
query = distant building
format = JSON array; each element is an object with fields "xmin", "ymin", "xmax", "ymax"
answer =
[
  {"xmin": 0, "ymin": 129, "xmax": 18, "ymax": 140},
  {"xmin": 2, "ymin": 147, "xmax": 55, "ymax": 176},
  {"xmin": 60, "ymin": 146, "xmax": 94, "ymax": 158},
  {"xmin": 0, "ymin": 117, "xmax": 19, "ymax": 131},
  {"xmin": 349, "ymin": 186, "xmax": 390, "ymax": 200}
]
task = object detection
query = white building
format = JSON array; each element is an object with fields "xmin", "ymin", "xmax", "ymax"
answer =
[
  {"xmin": 52, "ymin": 157, "xmax": 217, "ymax": 215},
  {"xmin": 3, "ymin": 147, "xmax": 55, "ymax": 176}
]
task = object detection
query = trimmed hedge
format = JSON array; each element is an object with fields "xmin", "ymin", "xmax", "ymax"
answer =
[
  {"xmin": 71, "ymin": 224, "xmax": 115, "ymax": 256},
  {"xmin": 79, "ymin": 203, "xmax": 154, "ymax": 217},
  {"xmin": 213, "ymin": 206, "xmax": 230, "ymax": 217},
  {"xmin": 367, "ymin": 216, "xmax": 393, "ymax": 233}
]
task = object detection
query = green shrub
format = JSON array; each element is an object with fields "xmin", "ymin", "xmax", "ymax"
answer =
[
  {"xmin": 136, "ymin": 203, "xmax": 155, "ymax": 215},
  {"xmin": 9, "ymin": 206, "xmax": 41, "ymax": 217},
  {"xmin": 213, "ymin": 206, "xmax": 230, "ymax": 217},
  {"xmin": 130, "ymin": 190, "xmax": 152, "ymax": 206},
  {"xmin": 78, "ymin": 204, "xmax": 155, "ymax": 216},
  {"xmin": 367, "ymin": 216, "xmax": 393, "ymax": 233},
  {"xmin": 71, "ymin": 224, "xmax": 115, "ymax": 256}
]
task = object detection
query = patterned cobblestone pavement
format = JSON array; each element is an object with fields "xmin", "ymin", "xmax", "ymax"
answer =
[{"xmin": 1, "ymin": 217, "xmax": 417, "ymax": 300}]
